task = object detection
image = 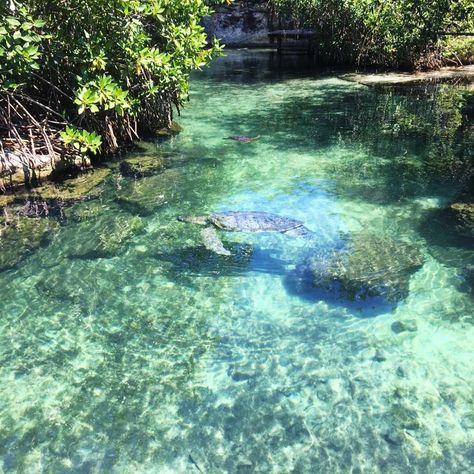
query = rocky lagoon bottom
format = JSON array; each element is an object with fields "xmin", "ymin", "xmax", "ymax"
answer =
[{"xmin": 0, "ymin": 50, "xmax": 473, "ymax": 472}]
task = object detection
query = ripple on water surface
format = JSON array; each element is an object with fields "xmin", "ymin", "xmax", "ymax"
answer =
[{"xmin": 0, "ymin": 50, "xmax": 473, "ymax": 473}]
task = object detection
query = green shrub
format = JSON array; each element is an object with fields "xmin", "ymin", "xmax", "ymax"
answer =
[
  {"xmin": 271, "ymin": 0, "xmax": 473, "ymax": 68},
  {"xmin": 0, "ymin": 0, "xmax": 224, "ymax": 171},
  {"xmin": 442, "ymin": 36, "xmax": 474, "ymax": 65}
]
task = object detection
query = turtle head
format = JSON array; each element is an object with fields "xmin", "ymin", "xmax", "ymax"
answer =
[{"xmin": 177, "ymin": 215, "xmax": 209, "ymax": 225}]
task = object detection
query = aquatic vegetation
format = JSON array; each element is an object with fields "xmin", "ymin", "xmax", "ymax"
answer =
[
  {"xmin": 449, "ymin": 202, "xmax": 474, "ymax": 238},
  {"xmin": 65, "ymin": 201, "xmax": 108, "ymax": 222}
]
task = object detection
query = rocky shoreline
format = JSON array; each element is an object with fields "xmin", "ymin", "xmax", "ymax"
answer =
[{"xmin": 203, "ymin": 0, "xmax": 272, "ymax": 47}]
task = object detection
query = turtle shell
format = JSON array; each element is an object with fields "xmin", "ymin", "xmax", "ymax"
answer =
[{"xmin": 209, "ymin": 211, "xmax": 304, "ymax": 233}]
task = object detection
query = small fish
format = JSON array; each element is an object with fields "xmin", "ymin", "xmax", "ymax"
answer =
[
  {"xmin": 188, "ymin": 454, "xmax": 203, "ymax": 473},
  {"xmin": 227, "ymin": 135, "xmax": 260, "ymax": 143}
]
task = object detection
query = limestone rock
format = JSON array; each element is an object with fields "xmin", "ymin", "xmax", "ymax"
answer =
[
  {"xmin": 0, "ymin": 167, "xmax": 110, "ymax": 209},
  {"xmin": 156, "ymin": 121, "xmax": 183, "ymax": 136},
  {"xmin": 0, "ymin": 218, "xmax": 58, "ymax": 271},
  {"xmin": 119, "ymin": 155, "xmax": 164, "ymax": 179},
  {"xmin": 65, "ymin": 215, "xmax": 144, "ymax": 259},
  {"xmin": 306, "ymin": 233, "xmax": 424, "ymax": 302},
  {"xmin": 203, "ymin": 1, "xmax": 270, "ymax": 46},
  {"xmin": 449, "ymin": 202, "xmax": 474, "ymax": 238}
]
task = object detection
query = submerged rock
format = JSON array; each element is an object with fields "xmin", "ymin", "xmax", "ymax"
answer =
[
  {"xmin": 340, "ymin": 65, "xmax": 474, "ymax": 87},
  {"xmin": 119, "ymin": 155, "xmax": 164, "ymax": 179},
  {"xmin": 449, "ymin": 202, "xmax": 474, "ymax": 238},
  {"xmin": 156, "ymin": 121, "xmax": 183, "ymax": 136},
  {"xmin": 0, "ymin": 217, "xmax": 58, "ymax": 271},
  {"xmin": 65, "ymin": 215, "xmax": 144, "ymax": 259},
  {"xmin": 305, "ymin": 233, "xmax": 424, "ymax": 302},
  {"xmin": 391, "ymin": 319, "xmax": 418, "ymax": 334},
  {"xmin": 114, "ymin": 169, "xmax": 181, "ymax": 216},
  {"xmin": 418, "ymin": 200, "xmax": 474, "ymax": 283},
  {"xmin": 0, "ymin": 167, "xmax": 110, "ymax": 210},
  {"xmin": 420, "ymin": 200, "xmax": 474, "ymax": 247},
  {"xmin": 34, "ymin": 167, "xmax": 110, "ymax": 200}
]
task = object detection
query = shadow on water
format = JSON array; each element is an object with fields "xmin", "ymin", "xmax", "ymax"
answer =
[
  {"xmin": 202, "ymin": 49, "xmax": 335, "ymax": 85},
  {"xmin": 154, "ymin": 242, "xmax": 395, "ymax": 317},
  {"xmin": 153, "ymin": 244, "xmax": 289, "ymax": 279}
]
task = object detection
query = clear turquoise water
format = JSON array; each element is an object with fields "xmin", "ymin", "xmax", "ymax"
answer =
[{"xmin": 1, "ymin": 50, "xmax": 473, "ymax": 473}]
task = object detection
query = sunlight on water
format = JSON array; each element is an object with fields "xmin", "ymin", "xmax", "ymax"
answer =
[{"xmin": 0, "ymin": 50, "xmax": 473, "ymax": 472}]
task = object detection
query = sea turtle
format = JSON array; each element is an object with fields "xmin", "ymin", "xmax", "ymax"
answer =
[
  {"xmin": 227, "ymin": 135, "xmax": 260, "ymax": 143},
  {"xmin": 177, "ymin": 211, "xmax": 311, "ymax": 256}
]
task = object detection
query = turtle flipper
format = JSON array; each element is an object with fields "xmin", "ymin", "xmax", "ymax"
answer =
[
  {"xmin": 283, "ymin": 225, "xmax": 313, "ymax": 239},
  {"xmin": 201, "ymin": 227, "xmax": 231, "ymax": 256}
]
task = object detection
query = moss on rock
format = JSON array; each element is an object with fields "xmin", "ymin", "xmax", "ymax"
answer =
[
  {"xmin": 0, "ymin": 167, "xmax": 111, "ymax": 209},
  {"xmin": 119, "ymin": 155, "xmax": 165, "ymax": 179}
]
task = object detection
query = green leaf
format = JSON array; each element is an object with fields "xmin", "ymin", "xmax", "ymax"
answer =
[
  {"xmin": 32, "ymin": 19, "xmax": 46, "ymax": 28},
  {"xmin": 6, "ymin": 18, "xmax": 21, "ymax": 28}
]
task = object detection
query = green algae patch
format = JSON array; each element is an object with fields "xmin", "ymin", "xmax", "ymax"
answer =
[
  {"xmin": 0, "ymin": 218, "xmax": 59, "ymax": 271},
  {"xmin": 65, "ymin": 200, "xmax": 110, "ymax": 222}
]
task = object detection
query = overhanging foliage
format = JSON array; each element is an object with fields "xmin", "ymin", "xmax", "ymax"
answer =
[
  {"xmin": 271, "ymin": 0, "xmax": 473, "ymax": 68},
  {"xmin": 0, "ymin": 0, "xmax": 224, "ymax": 185}
]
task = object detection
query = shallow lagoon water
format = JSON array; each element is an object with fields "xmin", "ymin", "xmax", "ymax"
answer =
[{"xmin": 1, "ymin": 50, "xmax": 473, "ymax": 472}]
